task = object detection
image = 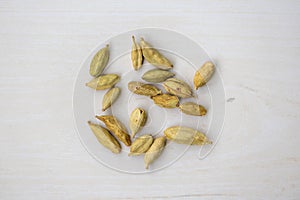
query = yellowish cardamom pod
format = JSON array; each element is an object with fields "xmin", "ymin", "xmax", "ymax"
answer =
[
  {"xmin": 162, "ymin": 78, "xmax": 193, "ymax": 98},
  {"xmin": 142, "ymin": 69, "xmax": 175, "ymax": 83},
  {"xmin": 128, "ymin": 81, "xmax": 162, "ymax": 97},
  {"xmin": 89, "ymin": 44, "xmax": 109, "ymax": 77},
  {"xmin": 144, "ymin": 136, "xmax": 166, "ymax": 169},
  {"xmin": 140, "ymin": 38, "xmax": 173, "ymax": 70},
  {"xmin": 86, "ymin": 74, "xmax": 120, "ymax": 90},
  {"xmin": 179, "ymin": 102, "xmax": 207, "ymax": 116},
  {"xmin": 129, "ymin": 108, "xmax": 147, "ymax": 138},
  {"xmin": 151, "ymin": 94, "xmax": 179, "ymax": 108},
  {"xmin": 96, "ymin": 115, "xmax": 131, "ymax": 146},
  {"xmin": 194, "ymin": 61, "xmax": 215, "ymax": 89},
  {"xmin": 102, "ymin": 87, "xmax": 121, "ymax": 111},
  {"xmin": 164, "ymin": 126, "xmax": 212, "ymax": 145},
  {"xmin": 129, "ymin": 134, "xmax": 153, "ymax": 156},
  {"xmin": 87, "ymin": 121, "xmax": 121, "ymax": 153},
  {"xmin": 131, "ymin": 36, "xmax": 143, "ymax": 70}
]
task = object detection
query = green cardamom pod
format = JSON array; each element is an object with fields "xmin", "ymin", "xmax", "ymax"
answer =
[
  {"xmin": 144, "ymin": 136, "xmax": 166, "ymax": 169},
  {"xmin": 164, "ymin": 126, "xmax": 212, "ymax": 145},
  {"xmin": 179, "ymin": 102, "xmax": 207, "ymax": 116},
  {"xmin": 131, "ymin": 36, "xmax": 143, "ymax": 70},
  {"xmin": 142, "ymin": 69, "xmax": 175, "ymax": 83},
  {"xmin": 140, "ymin": 38, "xmax": 173, "ymax": 70},
  {"xmin": 128, "ymin": 81, "xmax": 162, "ymax": 97},
  {"xmin": 87, "ymin": 121, "xmax": 121, "ymax": 153},
  {"xmin": 129, "ymin": 108, "xmax": 147, "ymax": 138},
  {"xmin": 129, "ymin": 134, "xmax": 153, "ymax": 156},
  {"xmin": 194, "ymin": 61, "xmax": 215, "ymax": 89},
  {"xmin": 89, "ymin": 44, "xmax": 109, "ymax": 77},
  {"xmin": 86, "ymin": 74, "xmax": 120, "ymax": 90},
  {"xmin": 95, "ymin": 115, "xmax": 131, "ymax": 146},
  {"xmin": 102, "ymin": 87, "xmax": 121, "ymax": 111},
  {"xmin": 163, "ymin": 78, "xmax": 193, "ymax": 98},
  {"xmin": 151, "ymin": 94, "xmax": 179, "ymax": 108}
]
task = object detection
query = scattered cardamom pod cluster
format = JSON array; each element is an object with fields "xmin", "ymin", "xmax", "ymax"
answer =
[{"xmin": 85, "ymin": 36, "xmax": 215, "ymax": 169}]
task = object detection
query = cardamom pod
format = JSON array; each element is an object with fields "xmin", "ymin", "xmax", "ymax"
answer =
[
  {"xmin": 142, "ymin": 69, "xmax": 175, "ymax": 83},
  {"xmin": 129, "ymin": 108, "xmax": 147, "ymax": 138},
  {"xmin": 87, "ymin": 121, "xmax": 121, "ymax": 153},
  {"xmin": 128, "ymin": 81, "xmax": 162, "ymax": 97},
  {"xmin": 102, "ymin": 87, "xmax": 121, "ymax": 111},
  {"xmin": 140, "ymin": 38, "xmax": 173, "ymax": 70},
  {"xmin": 144, "ymin": 136, "xmax": 166, "ymax": 169},
  {"xmin": 95, "ymin": 115, "xmax": 131, "ymax": 146},
  {"xmin": 164, "ymin": 126, "xmax": 212, "ymax": 145},
  {"xmin": 129, "ymin": 134, "xmax": 153, "ymax": 156},
  {"xmin": 179, "ymin": 102, "xmax": 207, "ymax": 116},
  {"xmin": 151, "ymin": 94, "xmax": 179, "ymax": 108},
  {"xmin": 86, "ymin": 74, "xmax": 120, "ymax": 90},
  {"xmin": 194, "ymin": 61, "xmax": 215, "ymax": 89},
  {"xmin": 89, "ymin": 44, "xmax": 109, "ymax": 77},
  {"xmin": 162, "ymin": 78, "xmax": 193, "ymax": 98},
  {"xmin": 131, "ymin": 36, "xmax": 143, "ymax": 70}
]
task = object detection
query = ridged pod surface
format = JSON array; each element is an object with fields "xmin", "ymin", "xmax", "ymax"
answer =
[
  {"xmin": 128, "ymin": 81, "xmax": 162, "ymax": 97},
  {"xmin": 151, "ymin": 94, "xmax": 179, "ymax": 108},
  {"xmin": 179, "ymin": 102, "xmax": 207, "ymax": 116},
  {"xmin": 142, "ymin": 69, "xmax": 175, "ymax": 83},
  {"xmin": 140, "ymin": 38, "xmax": 173, "ymax": 70},
  {"xmin": 87, "ymin": 121, "xmax": 121, "ymax": 153},
  {"xmin": 96, "ymin": 115, "xmax": 131, "ymax": 146},
  {"xmin": 131, "ymin": 36, "xmax": 143, "ymax": 70},
  {"xmin": 129, "ymin": 108, "xmax": 147, "ymax": 138},
  {"xmin": 129, "ymin": 134, "xmax": 153, "ymax": 156},
  {"xmin": 89, "ymin": 44, "xmax": 109, "ymax": 77},
  {"xmin": 144, "ymin": 136, "xmax": 166, "ymax": 169},
  {"xmin": 163, "ymin": 78, "xmax": 193, "ymax": 98},
  {"xmin": 164, "ymin": 126, "xmax": 212, "ymax": 145},
  {"xmin": 102, "ymin": 87, "xmax": 121, "ymax": 111},
  {"xmin": 86, "ymin": 74, "xmax": 120, "ymax": 90},
  {"xmin": 194, "ymin": 61, "xmax": 215, "ymax": 89}
]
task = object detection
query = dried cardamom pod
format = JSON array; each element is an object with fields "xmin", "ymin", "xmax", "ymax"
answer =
[
  {"xmin": 128, "ymin": 81, "xmax": 162, "ymax": 97},
  {"xmin": 87, "ymin": 121, "xmax": 121, "ymax": 153},
  {"xmin": 89, "ymin": 44, "xmax": 109, "ymax": 77},
  {"xmin": 102, "ymin": 87, "xmax": 121, "ymax": 111},
  {"xmin": 95, "ymin": 115, "xmax": 131, "ymax": 146},
  {"xmin": 129, "ymin": 108, "xmax": 147, "ymax": 138},
  {"xmin": 144, "ymin": 136, "xmax": 166, "ymax": 169},
  {"xmin": 140, "ymin": 38, "xmax": 173, "ymax": 70},
  {"xmin": 151, "ymin": 94, "xmax": 179, "ymax": 108},
  {"xmin": 162, "ymin": 78, "xmax": 193, "ymax": 98},
  {"xmin": 194, "ymin": 61, "xmax": 215, "ymax": 89},
  {"xmin": 129, "ymin": 134, "xmax": 153, "ymax": 156},
  {"xmin": 179, "ymin": 102, "xmax": 207, "ymax": 116},
  {"xmin": 142, "ymin": 69, "xmax": 175, "ymax": 83},
  {"xmin": 164, "ymin": 126, "xmax": 212, "ymax": 145},
  {"xmin": 86, "ymin": 74, "xmax": 120, "ymax": 90},
  {"xmin": 131, "ymin": 36, "xmax": 143, "ymax": 70}
]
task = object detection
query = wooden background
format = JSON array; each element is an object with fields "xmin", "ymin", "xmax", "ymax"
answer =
[{"xmin": 0, "ymin": 0, "xmax": 299, "ymax": 199}]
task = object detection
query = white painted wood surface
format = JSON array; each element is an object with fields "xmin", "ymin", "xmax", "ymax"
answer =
[{"xmin": 0, "ymin": 0, "xmax": 299, "ymax": 199}]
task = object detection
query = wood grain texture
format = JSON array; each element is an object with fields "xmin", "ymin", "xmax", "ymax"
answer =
[{"xmin": 0, "ymin": 0, "xmax": 300, "ymax": 199}]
